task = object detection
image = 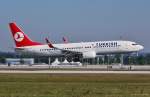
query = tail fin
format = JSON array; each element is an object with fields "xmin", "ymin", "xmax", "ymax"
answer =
[{"xmin": 9, "ymin": 22, "xmax": 42, "ymax": 47}]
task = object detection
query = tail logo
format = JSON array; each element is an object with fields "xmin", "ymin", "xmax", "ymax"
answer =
[{"xmin": 14, "ymin": 32, "xmax": 24, "ymax": 42}]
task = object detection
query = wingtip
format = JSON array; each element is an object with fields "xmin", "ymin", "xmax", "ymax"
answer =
[{"xmin": 45, "ymin": 38, "xmax": 54, "ymax": 48}]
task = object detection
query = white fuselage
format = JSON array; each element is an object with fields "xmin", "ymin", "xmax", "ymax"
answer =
[{"xmin": 15, "ymin": 40, "xmax": 144, "ymax": 58}]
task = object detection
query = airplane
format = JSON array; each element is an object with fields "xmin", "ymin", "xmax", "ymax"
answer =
[{"xmin": 9, "ymin": 22, "xmax": 144, "ymax": 59}]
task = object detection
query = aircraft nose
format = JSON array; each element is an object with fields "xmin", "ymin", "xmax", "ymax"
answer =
[{"xmin": 139, "ymin": 45, "xmax": 144, "ymax": 50}]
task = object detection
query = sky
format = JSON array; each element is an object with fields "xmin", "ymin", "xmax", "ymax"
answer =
[{"xmin": 0, "ymin": 0, "xmax": 150, "ymax": 52}]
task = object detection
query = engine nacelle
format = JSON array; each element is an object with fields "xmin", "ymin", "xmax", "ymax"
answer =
[{"xmin": 82, "ymin": 51, "xmax": 96, "ymax": 58}]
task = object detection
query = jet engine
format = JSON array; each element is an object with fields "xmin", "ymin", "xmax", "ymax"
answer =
[{"xmin": 82, "ymin": 51, "xmax": 96, "ymax": 58}]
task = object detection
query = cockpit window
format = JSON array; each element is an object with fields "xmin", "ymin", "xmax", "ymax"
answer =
[{"xmin": 132, "ymin": 43, "xmax": 138, "ymax": 45}]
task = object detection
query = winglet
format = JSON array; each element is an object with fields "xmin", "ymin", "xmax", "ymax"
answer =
[
  {"xmin": 62, "ymin": 36, "xmax": 68, "ymax": 43},
  {"xmin": 45, "ymin": 38, "xmax": 54, "ymax": 48}
]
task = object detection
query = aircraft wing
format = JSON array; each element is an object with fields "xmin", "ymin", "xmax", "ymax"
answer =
[{"xmin": 45, "ymin": 38, "xmax": 82, "ymax": 56}]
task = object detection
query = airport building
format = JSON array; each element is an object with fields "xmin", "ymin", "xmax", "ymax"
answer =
[
  {"xmin": 6, "ymin": 58, "xmax": 34, "ymax": 65},
  {"xmin": 0, "ymin": 51, "xmax": 149, "ymax": 65}
]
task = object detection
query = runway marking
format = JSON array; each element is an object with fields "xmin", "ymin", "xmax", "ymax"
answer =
[{"xmin": 0, "ymin": 70, "xmax": 150, "ymax": 74}]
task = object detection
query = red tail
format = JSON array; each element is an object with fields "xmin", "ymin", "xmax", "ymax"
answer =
[{"xmin": 9, "ymin": 22, "xmax": 42, "ymax": 47}]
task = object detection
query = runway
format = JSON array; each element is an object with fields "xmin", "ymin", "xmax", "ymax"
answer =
[{"xmin": 0, "ymin": 70, "xmax": 150, "ymax": 74}]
